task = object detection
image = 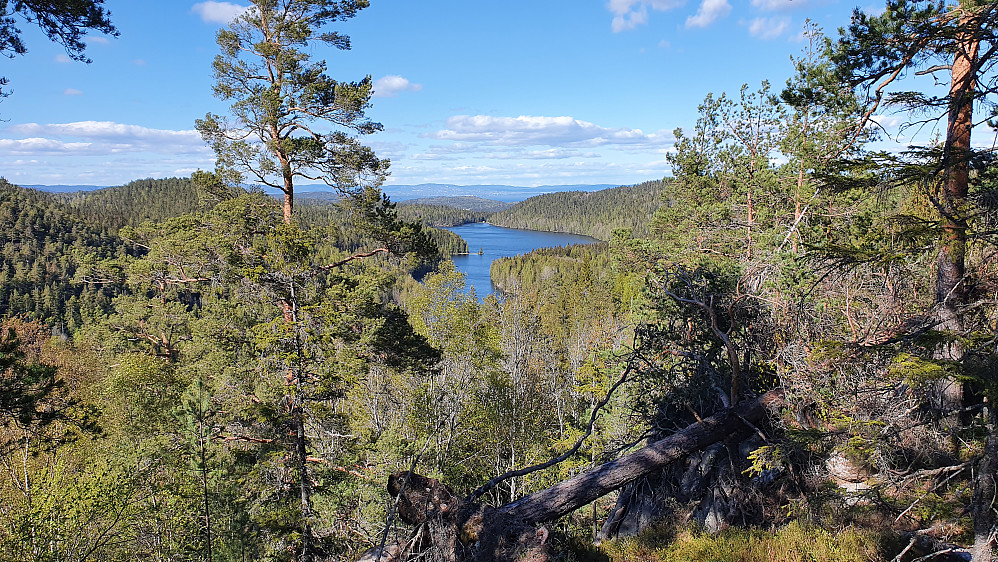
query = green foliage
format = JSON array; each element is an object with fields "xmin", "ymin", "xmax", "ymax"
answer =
[
  {"xmin": 63, "ymin": 177, "xmax": 201, "ymax": 230},
  {"xmin": 294, "ymin": 195, "xmax": 460, "ymax": 260},
  {"xmin": 0, "ymin": 180, "xmax": 124, "ymax": 328},
  {"xmin": 0, "ymin": 457, "xmax": 138, "ymax": 562},
  {"xmin": 0, "ymin": 327, "xmax": 62, "ymax": 427},
  {"xmin": 4, "ymin": 12, "xmax": 998, "ymax": 559},
  {"xmin": 595, "ymin": 520, "xmax": 892, "ymax": 562},
  {"xmin": 400, "ymin": 196, "xmax": 511, "ymax": 213},
  {"xmin": 395, "ymin": 203, "xmax": 493, "ymax": 227},
  {"xmin": 491, "ymin": 180, "xmax": 666, "ymax": 240},
  {"xmin": 196, "ymin": 0, "xmax": 386, "ymax": 223}
]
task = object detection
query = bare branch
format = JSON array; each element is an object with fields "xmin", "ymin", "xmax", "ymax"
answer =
[
  {"xmin": 468, "ymin": 362, "xmax": 635, "ymax": 503},
  {"xmin": 317, "ymin": 248, "xmax": 390, "ymax": 270}
]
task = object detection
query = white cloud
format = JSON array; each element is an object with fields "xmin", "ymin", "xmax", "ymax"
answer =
[
  {"xmin": 750, "ymin": 0, "xmax": 803, "ymax": 10},
  {"xmin": 686, "ymin": 0, "xmax": 731, "ymax": 28},
  {"xmin": 133, "ymin": 59, "xmax": 147, "ymax": 66},
  {"xmin": 390, "ymin": 157, "xmax": 672, "ymax": 187},
  {"xmin": 427, "ymin": 115, "xmax": 673, "ymax": 148},
  {"xmin": 612, "ymin": 8, "xmax": 649, "ymax": 32},
  {"xmin": 0, "ymin": 138, "xmax": 93, "ymax": 154},
  {"xmin": 494, "ymin": 149, "xmax": 602, "ymax": 160},
  {"xmin": 366, "ymin": 140, "xmax": 409, "ymax": 159},
  {"xmin": 869, "ymin": 114, "xmax": 904, "ymax": 130},
  {"xmin": 861, "ymin": 3, "xmax": 886, "ymax": 16},
  {"xmin": 87, "ymin": 36, "xmax": 110, "ymax": 45},
  {"xmin": 3, "ymin": 121, "xmax": 207, "ymax": 155},
  {"xmin": 0, "ymin": 122, "xmax": 216, "ymax": 185},
  {"xmin": 191, "ymin": 1, "xmax": 248, "ymax": 24},
  {"xmin": 63, "ymin": 88, "xmax": 83, "ymax": 96},
  {"xmin": 372, "ymin": 75, "xmax": 423, "ymax": 98},
  {"xmin": 608, "ymin": 0, "xmax": 685, "ymax": 32},
  {"xmin": 54, "ymin": 54, "xmax": 72, "ymax": 63},
  {"xmin": 417, "ymin": 147, "xmax": 602, "ymax": 161},
  {"xmin": 748, "ymin": 16, "xmax": 790, "ymax": 39}
]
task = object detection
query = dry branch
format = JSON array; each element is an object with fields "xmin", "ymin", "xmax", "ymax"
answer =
[{"xmin": 498, "ymin": 388, "xmax": 785, "ymax": 524}]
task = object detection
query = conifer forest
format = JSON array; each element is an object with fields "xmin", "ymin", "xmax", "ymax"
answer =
[{"xmin": 2, "ymin": 1, "xmax": 998, "ymax": 561}]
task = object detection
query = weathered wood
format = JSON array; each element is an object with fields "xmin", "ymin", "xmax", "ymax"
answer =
[
  {"xmin": 368, "ymin": 390, "xmax": 784, "ymax": 562},
  {"xmin": 498, "ymin": 389, "xmax": 784, "ymax": 525}
]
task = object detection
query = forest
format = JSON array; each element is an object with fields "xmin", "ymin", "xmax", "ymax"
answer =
[
  {"xmin": 2, "ymin": 1, "xmax": 998, "ymax": 562},
  {"xmin": 489, "ymin": 180, "xmax": 668, "ymax": 240}
]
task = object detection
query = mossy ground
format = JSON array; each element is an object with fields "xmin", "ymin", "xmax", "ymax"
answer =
[{"xmin": 559, "ymin": 520, "xmax": 903, "ymax": 562}]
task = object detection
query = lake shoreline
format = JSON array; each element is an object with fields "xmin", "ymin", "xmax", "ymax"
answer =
[{"xmin": 443, "ymin": 222, "xmax": 599, "ymax": 299}]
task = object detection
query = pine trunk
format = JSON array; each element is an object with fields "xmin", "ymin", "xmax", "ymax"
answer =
[
  {"xmin": 371, "ymin": 390, "xmax": 784, "ymax": 562},
  {"xmin": 936, "ymin": 13, "xmax": 978, "ymax": 327},
  {"xmin": 498, "ymin": 389, "xmax": 783, "ymax": 524},
  {"xmin": 283, "ymin": 188, "xmax": 294, "ymax": 225}
]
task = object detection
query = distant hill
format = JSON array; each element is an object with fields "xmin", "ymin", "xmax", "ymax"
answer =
[
  {"xmin": 489, "ymin": 179, "xmax": 667, "ymax": 241},
  {"xmin": 19, "ymin": 184, "xmax": 109, "ymax": 193},
  {"xmin": 294, "ymin": 199, "xmax": 469, "ymax": 257},
  {"xmin": 62, "ymin": 178, "xmax": 200, "ymax": 230},
  {"xmin": 395, "ymin": 204, "xmax": 491, "ymax": 228},
  {"xmin": 399, "ymin": 196, "xmax": 511, "ymax": 212},
  {"xmin": 29, "ymin": 181, "xmax": 633, "ymax": 204},
  {"xmin": 298, "ymin": 184, "xmax": 619, "ymax": 203},
  {"xmin": 380, "ymin": 183, "xmax": 619, "ymax": 202}
]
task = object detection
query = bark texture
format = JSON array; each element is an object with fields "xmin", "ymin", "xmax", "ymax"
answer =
[
  {"xmin": 971, "ymin": 405, "xmax": 998, "ymax": 562},
  {"xmin": 365, "ymin": 390, "xmax": 784, "ymax": 562},
  {"xmin": 499, "ymin": 389, "xmax": 784, "ymax": 525}
]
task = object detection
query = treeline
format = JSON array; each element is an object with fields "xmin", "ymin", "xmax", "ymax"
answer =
[
  {"xmin": 394, "ymin": 203, "xmax": 491, "ymax": 227},
  {"xmin": 0, "ymin": 188, "xmax": 444, "ymax": 561},
  {"xmin": 296, "ymin": 199, "xmax": 468, "ymax": 256},
  {"xmin": 400, "ymin": 196, "xmax": 510, "ymax": 212},
  {"xmin": 0, "ymin": 179, "xmax": 465, "ymax": 337},
  {"xmin": 0, "ymin": 182, "xmax": 627, "ymax": 561},
  {"xmin": 489, "ymin": 179, "xmax": 666, "ymax": 240},
  {"xmin": 4, "ymin": 5, "xmax": 998, "ymax": 559}
]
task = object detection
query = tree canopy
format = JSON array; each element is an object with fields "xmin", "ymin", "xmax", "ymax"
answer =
[
  {"xmin": 829, "ymin": 0, "xmax": 998, "ymax": 328},
  {"xmin": 196, "ymin": 0, "xmax": 386, "ymax": 224}
]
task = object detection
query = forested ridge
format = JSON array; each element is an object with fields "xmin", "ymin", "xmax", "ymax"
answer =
[
  {"xmin": 489, "ymin": 179, "xmax": 667, "ymax": 240},
  {"xmin": 296, "ymin": 199, "xmax": 469, "ymax": 257},
  {"xmin": 3, "ymin": 2, "xmax": 998, "ymax": 562},
  {"xmin": 0, "ymin": 179, "xmax": 125, "ymax": 330},
  {"xmin": 399, "ymin": 196, "xmax": 511, "ymax": 212},
  {"xmin": 62, "ymin": 178, "xmax": 201, "ymax": 230},
  {"xmin": 394, "ymin": 203, "xmax": 492, "ymax": 228}
]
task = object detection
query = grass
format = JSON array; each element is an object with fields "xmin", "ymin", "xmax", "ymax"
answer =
[{"xmin": 570, "ymin": 520, "xmax": 896, "ymax": 562}]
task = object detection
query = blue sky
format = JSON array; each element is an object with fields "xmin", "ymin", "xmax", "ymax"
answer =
[{"xmin": 1, "ymin": 0, "xmax": 876, "ymax": 190}]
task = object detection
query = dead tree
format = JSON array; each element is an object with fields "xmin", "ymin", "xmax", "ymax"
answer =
[{"xmin": 360, "ymin": 389, "xmax": 784, "ymax": 562}]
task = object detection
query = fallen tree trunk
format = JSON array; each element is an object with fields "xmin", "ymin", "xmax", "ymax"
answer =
[
  {"xmin": 498, "ymin": 388, "xmax": 785, "ymax": 524},
  {"xmin": 364, "ymin": 390, "xmax": 785, "ymax": 562}
]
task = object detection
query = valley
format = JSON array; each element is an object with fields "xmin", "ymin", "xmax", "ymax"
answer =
[{"xmin": 2, "ymin": 2, "xmax": 997, "ymax": 561}]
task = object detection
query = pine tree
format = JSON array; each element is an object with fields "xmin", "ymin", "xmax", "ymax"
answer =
[
  {"xmin": 195, "ymin": 0, "xmax": 387, "ymax": 224},
  {"xmin": 830, "ymin": 0, "xmax": 998, "ymax": 329}
]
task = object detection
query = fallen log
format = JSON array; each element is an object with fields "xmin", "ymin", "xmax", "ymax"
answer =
[
  {"xmin": 498, "ymin": 388, "xmax": 785, "ymax": 524},
  {"xmin": 364, "ymin": 390, "xmax": 785, "ymax": 561}
]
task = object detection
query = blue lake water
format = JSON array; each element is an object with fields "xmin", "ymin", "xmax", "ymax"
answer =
[{"xmin": 444, "ymin": 223, "xmax": 599, "ymax": 298}]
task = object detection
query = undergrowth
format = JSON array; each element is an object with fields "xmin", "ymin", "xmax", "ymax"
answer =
[{"xmin": 562, "ymin": 520, "xmax": 902, "ymax": 562}]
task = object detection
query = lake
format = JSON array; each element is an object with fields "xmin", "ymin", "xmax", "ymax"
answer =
[{"xmin": 444, "ymin": 222, "xmax": 599, "ymax": 298}]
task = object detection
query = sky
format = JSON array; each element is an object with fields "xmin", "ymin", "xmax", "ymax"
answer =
[{"xmin": 0, "ymin": 0, "xmax": 913, "ymax": 192}]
